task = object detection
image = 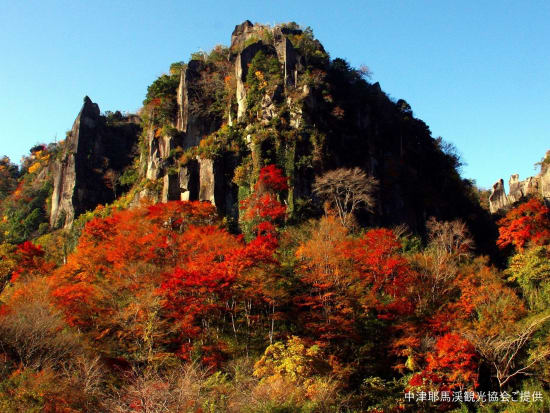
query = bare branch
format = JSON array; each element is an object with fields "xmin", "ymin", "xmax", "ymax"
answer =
[
  {"xmin": 313, "ymin": 167, "xmax": 378, "ymax": 228},
  {"xmin": 464, "ymin": 314, "xmax": 550, "ymax": 389}
]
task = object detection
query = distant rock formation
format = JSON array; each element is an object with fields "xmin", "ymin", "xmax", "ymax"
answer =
[
  {"xmin": 50, "ymin": 97, "xmax": 140, "ymax": 228},
  {"xmin": 489, "ymin": 153, "xmax": 550, "ymax": 213},
  {"xmin": 488, "ymin": 179, "xmax": 508, "ymax": 213}
]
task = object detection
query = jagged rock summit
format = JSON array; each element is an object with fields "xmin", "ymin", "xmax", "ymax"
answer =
[
  {"xmin": 489, "ymin": 152, "xmax": 550, "ymax": 213},
  {"xmin": 50, "ymin": 96, "xmax": 140, "ymax": 228},
  {"xmin": 49, "ymin": 21, "xmax": 490, "ymax": 243}
]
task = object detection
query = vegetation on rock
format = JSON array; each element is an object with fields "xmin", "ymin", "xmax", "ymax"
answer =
[{"xmin": 0, "ymin": 21, "xmax": 549, "ymax": 412}]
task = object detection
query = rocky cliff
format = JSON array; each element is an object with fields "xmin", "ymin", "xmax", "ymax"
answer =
[
  {"xmin": 136, "ymin": 22, "xmax": 486, "ymax": 232},
  {"xmin": 489, "ymin": 153, "xmax": 550, "ymax": 213},
  {"xmin": 49, "ymin": 21, "xmax": 491, "ymax": 246},
  {"xmin": 50, "ymin": 97, "xmax": 140, "ymax": 228}
]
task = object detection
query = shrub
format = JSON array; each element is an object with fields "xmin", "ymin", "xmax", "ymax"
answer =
[{"xmin": 0, "ymin": 279, "xmax": 81, "ymax": 370}]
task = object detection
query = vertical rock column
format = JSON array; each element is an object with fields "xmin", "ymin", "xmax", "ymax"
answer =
[
  {"xmin": 235, "ymin": 41, "xmax": 265, "ymax": 121},
  {"xmin": 489, "ymin": 179, "xmax": 508, "ymax": 214},
  {"xmin": 50, "ymin": 96, "xmax": 101, "ymax": 228}
]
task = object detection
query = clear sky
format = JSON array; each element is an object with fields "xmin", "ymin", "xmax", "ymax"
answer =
[{"xmin": 1, "ymin": 0, "xmax": 548, "ymax": 190}]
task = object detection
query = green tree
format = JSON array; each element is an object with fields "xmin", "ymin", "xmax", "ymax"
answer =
[
  {"xmin": 0, "ymin": 157, "xmax": 18, "ymax": 201},
  {"xmin": 506, "ymin": 246, "xmax": 550, "ymax": 311}
]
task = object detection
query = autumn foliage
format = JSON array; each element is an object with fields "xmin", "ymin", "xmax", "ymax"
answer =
[
  {"xmin": 240, "ymin": 164, "xmax": 288, "ymax": 237},
  {"xmin": 10, "ymin": 241, "xmax": 54, "ymax": 283},
  {"xmin": 49, "ymin": 201, "xmax": 235, "ymax": 362},
  {"xmin": 47, "ymin": 166, "xmax": 289, "ymax": 367},
  {"xmin": 497, "ymin": 198, "xmax": 550, "ymax": 251},
  {"xmin": 1, "ymin": 166, "xmax": 550, "ymax": 411}
]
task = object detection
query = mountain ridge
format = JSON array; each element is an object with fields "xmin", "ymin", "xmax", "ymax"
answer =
[{"xmin": 3, "ymin": 21, "xmax": 493, "ymax": 250}]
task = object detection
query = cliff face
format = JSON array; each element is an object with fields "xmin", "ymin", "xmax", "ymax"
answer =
[
  {"xmin": 489, "ymin": 156, "xmax": 550, "ymax": 213},
  {"xmin": 49, "ymin": 22, "xmax": 491, "ymax": 246},
  {"xmin": 136, "ymin": 20, "xmax": 488, "ymax": 238},
  {"xmin": 50, "ymin": 97, "xmax": 140, "ymax": 228},
  {"xmin": 142, "ymin": 56, "xmax": 237, "ymax": 214}
]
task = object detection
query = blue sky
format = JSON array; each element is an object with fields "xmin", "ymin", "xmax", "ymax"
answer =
[{"xmin": 1, "ymin": 0, "xmax": 548, "ymax": 190}]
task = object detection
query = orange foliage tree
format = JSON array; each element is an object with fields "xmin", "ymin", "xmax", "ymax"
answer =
[
  {"xmin": 240, "ymin": 164, "xmax": 288, "ymax": 237},
  {"xmin": 229, "ymin": 165, "xmax": 290, "ymax": 350},
  {"xmin": 408, "ymin": 333, "xmax": 478, "ymax": 391},
  {"xmin": 399, "ymin": 260, "xmax": 526, "ymax": 392},
  {"xmin": 50, "ymin": 174, "xmax": 290, "ymax": 367},
  {"xmin": 49, "ymin": 201, "xmax": 226, "ymax": 364},
  {"xmin": 295, "ymin": 215, "xmax": 416, "ymax": 371},
  {"xmin": 10, "ymin": 241, "xmax": 55, "ymax": 283},
  {"xmin": 497, "ymin": 198, "xmax": 550, "ymax": 251}
]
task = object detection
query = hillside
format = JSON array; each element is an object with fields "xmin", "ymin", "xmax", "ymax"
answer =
[
  {"xmin": 0, "ymin": 21, "xmax": 549, "ymax": 412},
  {"xmin": 2, "ymin": 21, "xmax": 493, "ymax": 245}
]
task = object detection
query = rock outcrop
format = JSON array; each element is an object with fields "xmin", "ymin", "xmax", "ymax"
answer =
[
  {"xmin": 235, "ymin": 41, "xmax": 266, "ymax": 121},
  {"xmin": 489, "ymin": 154, "xmax": 550, "ymax": 213},
  {"xmin": 143, "ymin": 22, "xmax": 306, "ymax": 213},
  {"xmin": 488, "ymin": 179, "xmax": 508, "ymax": 213},
  {"xmin": 273, "ymin": 30, "xmax": 300, "ymax": 88},
  {"xmin": 176, "ymin": 59, "xmax": 206, "ymax": 147},
  {"xmin": 50, "ymin": 97, "xmax": 140, "ymax": 228},
  {"xmin": 232, "ymin": 24, "xmax": 304, "ymax": 121},
  {"xmin": 135, "ymin": 20, "xmax": 494, "ymax": 241},
  {"xmin": 48, "ymin": 21, "xmax": 496, "ymax": 252}
]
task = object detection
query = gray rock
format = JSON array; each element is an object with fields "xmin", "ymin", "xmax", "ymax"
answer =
[
  {"xmin": 541, "ymin": 163, "xmax": 550, "ymax": 197},
  {"xmin": 235, "ymin": 41, "xmax": 265, "ymax": 121},
  {"xmin": 489, "ymin": 164, "xmax": 550, "ymax": 213},
  {"xmin": 230, "ymin": 20, "xmax": 255, "ymax": 50},
  {"xmin": 179, "ymin": 160, "xmax": 199, "ymax": 201},
  {"xmin": 176, "ymin": 60, "xmax": 203, "ymax": 142},
  {"xmin": 196, "ymin": 156, "xmax": 238, "ymax": 218},
  {"xmin": 162, "ymin": 173, "xmax": 180, "ymax": 203},
  {"xmin": 508, "ymin": 174, "xmax": 523, "ymax": 204},
  {"xmin": 145, "ymin": 127, "xmax": 162, "ymax": 180},
  {"xmin": 199, "ymin": 158, "xmax": 215, "ymax": 204},
  {"xmin": 50, "ymin": 96, "xmax": 100, "ymax": 228},
  {"xmin": 489, "ymin": 179, "xmax": 508, "ymax": 214},
  {"xmin": 50, "ymin": 97, "xmax": 140, "ymax": 228},
  {"xmin": 273, "ymin": 29, "xmax": 300, "ymax": 88}
]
